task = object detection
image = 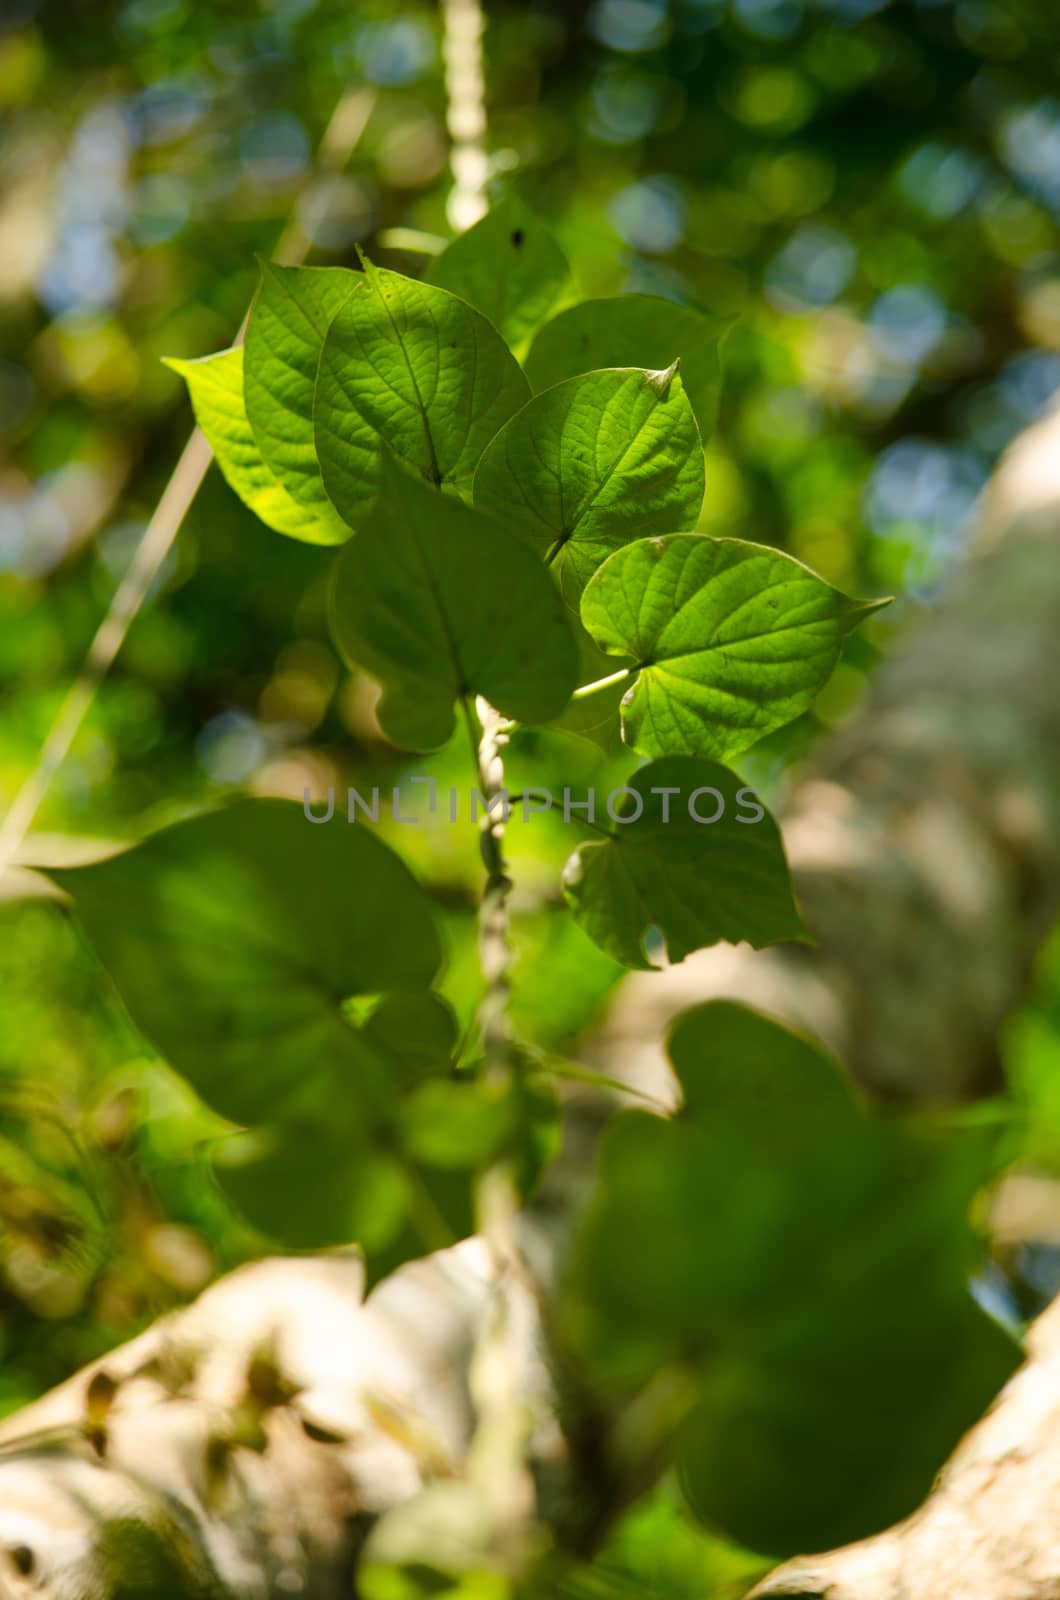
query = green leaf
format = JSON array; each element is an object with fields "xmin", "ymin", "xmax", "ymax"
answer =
[
  {"xmin": 473, "ymin": 365, "xmax": 704, "ymax": 604},
  {"xmin": 426, "ymin": 194, "xmax": 575, "ymax": 359},
  {"xmin": 165, "ymin": 348, "xmax": 347, "ymax": 545},
  {"xmin": 524, "ymin": 295, "xmax": 727, "ymax": 442},
  {"xmin": 329, "ymin": 455, "xmax": 578, "ymax": 750},
  {"xmin": 400, "ymin": 1078, "xmax": 521, "ymax": 1171},
  {"xmin": 48, "ymin": 801, "xmax": 442, "ymax": 1125},
  {"xmin": 314, "ymin": 258, "xmax": 530, "ymax": 526},
  {"xmin": 400, "ymin": 1068, "xmax": 559, "ymax": 1184},
  {"xmin": 243, "ymin": 261, "xmax": 359, "ymax": 541},
  {"xmin": 581, "ymin": 535, "xmax": 888, "ymax": 761},
  {"xmin": 567, "ymin": 1002, "xmax": 1020, "ymax": 1557},
  {"xmin": 354, "ymin": 991, "xmax": 460, "ymax": 1089},
  {"xmin": 215, "ymin": 1124, "xmax": 410, "ymax": 1252},
  {"xmin": 560, "ymin": 756, "xmax": 806, "ymax": 969}
]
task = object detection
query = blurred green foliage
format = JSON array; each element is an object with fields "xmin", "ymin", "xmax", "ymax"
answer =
[{"xmin": 2, "ymin": 0, "xmax": 1060, "ymax": 1589}]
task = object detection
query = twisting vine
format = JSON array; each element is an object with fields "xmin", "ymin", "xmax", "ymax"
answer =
[
  {"xmin": 440, "ymin": 0, "xmax": 490, "ymax": 232},
  {"xmin": 463, "ymin": 697, "xmax": 517, "ymax": 1073}
]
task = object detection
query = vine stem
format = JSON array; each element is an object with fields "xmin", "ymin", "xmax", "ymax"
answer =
[
  {"xmin": 440, "ymin": 0, "xmax": 490, "ymax": 231},
  {"xmin": 462, "ymin": 696, "xmax": 516, "ymax": 1074},
  {"xmin": 0, "ymin": 86, "xmax": 377, "ymax": 876},
  {"xmin": 435, "ymin": 4, "xmax": 540, "ymax": 1547}
]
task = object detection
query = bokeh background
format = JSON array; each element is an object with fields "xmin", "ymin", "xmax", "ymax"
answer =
[{"xmin": 2, "ymin": 0, "xmax": 1060, "ymax": 1585}]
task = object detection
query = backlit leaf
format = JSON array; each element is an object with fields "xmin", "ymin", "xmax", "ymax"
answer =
[
  {"xmin": 473, "ymin": 365, "xmax": 704, "ymax": 604},
  {"xmin": 165, "ymin": 348, "xmax": 346, "ymax": 545},
  {"xmin": 581, "ymin": 534, "xmax": 888, "ymax": 760},
  {"xmin": 315, "ymin": 258, "xmax": 530, "ymax": 527},
  {"xmin": 244, "ymin": 261, "xmax": 359, "ymax": 541}
]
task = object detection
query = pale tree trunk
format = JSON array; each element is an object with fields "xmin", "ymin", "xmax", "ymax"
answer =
[{"xmin": 2, "ymin": 405, "xmax": 1060, "ymax": 1597}]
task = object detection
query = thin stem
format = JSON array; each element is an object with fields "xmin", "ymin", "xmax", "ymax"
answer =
[
  {"xmin": 464, "ymin": 696, "xmax": 516, "ymax": 1076},
  {"xmin": 440, "ymin": 0, "xmax": 489, "ymax": 231},
  {"xmin": 571, "ymin": 666, "xmax": 632, "ymax": 700},
  {"xmin": 577, "ymin": 814, "xmax": 617, "ymax": 841}
]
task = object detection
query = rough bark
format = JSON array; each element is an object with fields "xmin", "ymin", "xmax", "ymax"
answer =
[{"xmin": 2, "ymin": 406, "xmax": 1060, "ymax": 1595}]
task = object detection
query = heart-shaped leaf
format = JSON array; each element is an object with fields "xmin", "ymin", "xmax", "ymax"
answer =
[
  {"xmin": 561, "ymin": 756, "xmax": 806, "ymax": 969},
  {"xmin": 244, "ymin": 261, "xmax": 359, "ymax": 540},
  {"xmin": 314, "ymin": 258, "xmax": 530, "ymax": 527},
  {"xmin": 473, "ymin": 365, "xmax": 704, "ymax": 604},
  {"xmin": 581, "ymin": 534, "xmax": 888, "ymax": 761},
  {"xmin": 165, "ymin": 349, "xmax": 347, "ymax": 545},
  {"xmin": 329, "ymin": 455, "xmax": 578, "ymax": 750},
  {"xmin": 426, "ymin": 194, "xmax": 574, "ymax": 359},
  {"xmin": 566, "ymin": 1002, "xmax": 1020, "ymax": 1556},
  {"xmin": 525, "ymin": 294, "xmax": 727, "ymax": 442},
  {"xmin": 48, "ymin": 801, "xmax": 442, "ymax": 1125}
]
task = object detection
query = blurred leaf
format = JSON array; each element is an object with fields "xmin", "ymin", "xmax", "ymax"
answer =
[
  {"xmin": 554, "ymin": 1482, "xmax": 767, "ymax": 1600},
  {"xmin": 581, "ymin": 535, "xmax": 887, "ymax": 761},
  {"xmin": 400, "ymin": 1079, "xmax": 520, "ymax": 1171},
  {"xmin": 357, "ymin": 992, "xmax": 460, "ymax": 1088},
  {"xmin": 426, "ymin": 195, "xmax": 575, "ymax": 359},
  {"xmin": 510, "ymin": 908, "xmax": 625, "ymax": 1051},
  {"xmin": 524, "ymin": 297, "xmax": 726, "ymax": 442},
  {"xmin": 165, "ymin": 349, "xmax": 347, "ymax": 545},
  {"xmin": 566, "ymin": 1003, "xmax": 1020, "ymax": 1556},
  {"xmin": 215, "ymin": 1124, "xmax": 410, "ymax": 1252},
  {"xmin": 473, "ymin": 366, "xmax": 704, "ymax": 604},
  {"xmin": 561, "ymin": 757, "xmax": 806, "ymax": 969},
  {"xmin": 244, "ymin": 262, "xmax": 359, "ymax": 541},
  {"xmin": 49, "ymin": 801, "xmax": 442, "ymax": 1126},
  {"xmin": 329, "ymin": 455, "xmax": 578, "ymax": 749},
  {"xmin": 400, "ymin": 1068, "xmax": 557, "ymax": 1182},
  {"xmin": 315, "ymin": 258, "xmax": 530, "ymax": 526}
]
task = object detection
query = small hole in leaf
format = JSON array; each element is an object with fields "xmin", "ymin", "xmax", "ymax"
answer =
[{"xmin": 510, "ymin": 229, "xmax": 525, "ymax": 248}]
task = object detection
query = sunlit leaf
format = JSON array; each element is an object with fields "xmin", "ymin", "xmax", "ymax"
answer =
[
  {"xmin": 473, "ymin": 365, "xmax": 704, "ymax": 604},
  {"xmin": 165, "ymin": 348, "xmax": 347, "ymax": 545},
  {"xmin": 315, "ymin": 258, "xmax": 530, "ymax": 526},
  {"xmin": 244, "ymin": 261, "xmax": 359, "ymax": 541},
  {"xmin": 581, "ymin": 534, "xmax": 888, "ymax": 760}
]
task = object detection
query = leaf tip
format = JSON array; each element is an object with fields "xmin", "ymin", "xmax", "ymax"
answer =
[{"xmin": 646, "ymin": 357, "xmax": 681, "ymax": 398}]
